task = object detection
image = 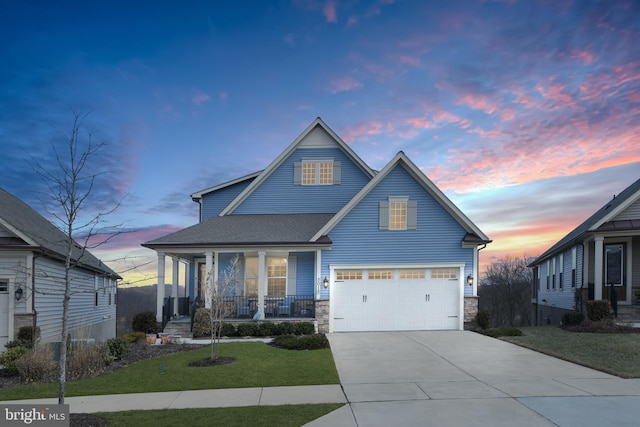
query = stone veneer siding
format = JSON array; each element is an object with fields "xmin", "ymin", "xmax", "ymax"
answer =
[
  {"xmin": 464, "ymin": 296, "xmax": 478, "ymax": 329},
  {"xmin": 315, "ymin": 299, "xmax": 330, "ymax": 334}
]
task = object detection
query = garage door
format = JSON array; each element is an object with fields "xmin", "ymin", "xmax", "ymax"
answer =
[{"xmin": 332, "ymin": 267, "xmax": 460, "ymax": 332}]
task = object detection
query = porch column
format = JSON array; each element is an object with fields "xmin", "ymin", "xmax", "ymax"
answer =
[
  {"xmin": 594, "ymin": 236, "xmax": 604, "ymax": 300},
  {"xmin": 205, "ymin": 251, "xmax": 213, "ymax": 309},
  {"xmin": 156, "ymin": 252, "xmax": 165, "ymax": 322},
  {"xmin": 172, "ymin": 257, "xmax": 179, "ymax": 316},
  {"xmin": 315, "ymin": 249, "xmax": 322, "ymax": 298},
  {"xmin": 184, "ymin": 262, "xmax": 190, "ymax": 299},
  {"xmin": 257, "ymin": 250, "xmax": 266, "ymax": 320}
]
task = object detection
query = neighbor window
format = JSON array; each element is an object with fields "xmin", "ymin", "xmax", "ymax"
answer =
[
  {"xmin": 268, "ymin": 257, "xmax": 287, "ymax": 296},
  {"xmin": 605, "ymin": 244, "xmax": 623, "ymax": 286},
  {"xmin": 559, "ymin": 253, "xmax": 564, "ymax": 290},
  {"xmin": 571, "ymin": 247, "xmax": 577, "ymax": 287},
  {"xmin": 294, "ymin": 159, "xmax": 340, "ymax": 185},
  {"xmin": 0, "ymin": 280, "xmax": 8, "ymax": 292},
  {"xmin": 245, "ymin": 257, "xmax": 259, "ymax": 297},
  {"xmin": 551, "ymin": 258, "xmax": 556, "ymax": 290},
  {"xmin": 546, "ymin": 260, "xmax": 550, "ymax": 290}
]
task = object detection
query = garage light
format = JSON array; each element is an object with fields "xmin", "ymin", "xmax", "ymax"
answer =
[
  {"xmin": 323, "ymin": 277, "xmax": 329, "ymax": 288},
  {"xmin": 466, "ymin": 275, "xmax": 473, "ymax": 286}
]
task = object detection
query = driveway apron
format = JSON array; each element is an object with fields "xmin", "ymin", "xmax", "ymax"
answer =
[{"xmin": 318, "ymin": 331, "xmax": 640, "ymax": 427}]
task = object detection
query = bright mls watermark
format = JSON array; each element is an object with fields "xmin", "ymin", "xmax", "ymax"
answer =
[{"xmin": 1, "ymin": 404, "xmax": 69, "ymax": 426}]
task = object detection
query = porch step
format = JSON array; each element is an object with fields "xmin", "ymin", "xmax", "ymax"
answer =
[
  {"xmin": 163, "ymin": 317, "xmax": 193, "ymax": 338},
  {"xmin": 615, "ymin": 306, "xmax": 640, "ymax": 324}
]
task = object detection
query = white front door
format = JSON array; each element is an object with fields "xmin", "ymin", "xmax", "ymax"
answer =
[{"xmin": 332, "ymin": 267, "xmax": 461, "ymax": 332}]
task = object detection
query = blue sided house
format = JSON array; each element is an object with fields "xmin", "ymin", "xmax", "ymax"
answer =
[{"xmin": 142, "ymin": 118, "xmax": 491, "ymax": 333}]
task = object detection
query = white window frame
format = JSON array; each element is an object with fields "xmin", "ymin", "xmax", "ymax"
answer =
[
  {"xmin": 267, "ymin": 257, "xmax": 288, "ymax": 297},
  {"xmin": 302, "ymin": 159, "xmax": 333, "ymax": 185},
  {"xmin": 571, "ymin": 247, "xmax": 577, "ymax": 287}
]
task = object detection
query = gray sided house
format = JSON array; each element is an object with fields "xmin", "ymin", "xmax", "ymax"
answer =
[
  {"xmin": 143, "ymin": 118, "xmax": 491, "ymax": 333},
  {"xmin": 530, "ymin": 178, "xmax": 640, "ymax": 325},
  {"xmin": 0, "ymin": 188, "xmax": 120, "ymax": 350}
]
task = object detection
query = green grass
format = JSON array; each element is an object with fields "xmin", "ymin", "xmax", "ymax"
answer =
[
  {"xmin": 501, "ymin": 326, "xmax": 640, "ymax": 378},
  {"xmin": 0, "ymin": 342, "xmax": 339, "ymax": 401},
  {"xmin": 97, "ymin": 404, "xmax": 344, "ymax": 427}
]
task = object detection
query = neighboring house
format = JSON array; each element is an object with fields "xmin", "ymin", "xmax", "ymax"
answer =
[
  {"xmin": 529, "ymin": 178, "xmax": 640, "ymax": 325},
  {"xmin": 0, "ymin": 188, "xmax": 120, "ymax": 350},
  {"xmin": 142, "ymin": 118, "xmax": 491, "ymax": 333}
]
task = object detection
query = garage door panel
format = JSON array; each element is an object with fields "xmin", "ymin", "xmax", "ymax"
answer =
[{"xmin": 333, "ymin": 267, "xmax": 460, "ymax": 332}]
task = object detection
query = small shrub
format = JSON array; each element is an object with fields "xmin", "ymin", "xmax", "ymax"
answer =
[
  {"xmin": 5, "ymin": 339, "xmax": 32, "ymax": 350},
  {"xmin": 106, "ymin": 337, "xmax": 130, "ymax": 360},
  {"xmin": 132, "ymin": 311, "xmax": 159, "ymax": 333},
  {"xmin": 220, "ymin": 322, "xmax": 237, "ymax": 337},
  {"xmin": 16, "ymin": 326, "xmax": 40, "ymax": 346},
  {"xmin": 256, "ymin": 322, "xmax": 278, "ymax": 337},
  {"xmin": 562, "ymin": 311, "xmax": 584, "ymax": 326},
  {"xmin": 16, "ymin": 348, "xmax": 56, "ymax": 383},
  {"xmin": 0, "ymin": 346, "xmax": 29, "ymax": 375},
  {"xmin": 476, "ymin": 310, "xmax": 491, "ymax": 330},
  {"xmin": 236, "ymin": 323, "xmax": 258, "ymax": 337},
  {"xmin": 66, "ymin": 344, "xmax": 105, "ymax": 380},
  {"xmin": 97, "ymin": 343, "xmax": 115, "ymax": 366},
  {"xmin": 192, "ymin": 308, "xmax": 211, "ymax": 338},
  {"xmin": 481, "ymin": 327, "xmax": 523, "ymax": 338},
  {"xmin": 586, "ymin": 300, "xmax": 611, "ymax": 321},
  {"xmin": 293, "ymin": 322, "xmax": 315, "ymax": 335},
  {"xmin": 271, "ymin": 334, "xmax": 329, "ymax": 350},
  {"xmin": 120, "ymin": 331, "xmax": 146, "ymax": 343},
  {"xmin": 277, "ymin": 321, "xmax": 295, "ymax": 335}
]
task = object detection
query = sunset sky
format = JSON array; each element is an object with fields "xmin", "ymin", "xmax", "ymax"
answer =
[{"xmin": 1, "ymin": 0, "xmax": 639, "ymax": 287}]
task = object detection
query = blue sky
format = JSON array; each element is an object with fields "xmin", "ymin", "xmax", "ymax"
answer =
[{"xmin": 1, "ymin": 0, "xmax": 639, "ymax": 286}]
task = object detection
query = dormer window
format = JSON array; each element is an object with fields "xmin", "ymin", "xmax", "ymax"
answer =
[{"xmin": 294, "ymin": 159, "xmax": 341, "ymax": 185}]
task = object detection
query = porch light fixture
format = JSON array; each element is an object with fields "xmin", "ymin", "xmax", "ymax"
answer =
[
  {"xmin": 466, "ymin": 275, "xmax": 473, "ymax": 286},
  {"xmin": 15, "ymin": 287, "xmax": 23, "ymax": 301},
  {"xmin": 323, "ymin": 277, "xmax": 329, "ymax": 288}
]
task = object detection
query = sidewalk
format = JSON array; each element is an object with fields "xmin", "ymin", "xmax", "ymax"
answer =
[{"xmin": 2, "ymin": 385, "xmax": 347, "ymax": 413}]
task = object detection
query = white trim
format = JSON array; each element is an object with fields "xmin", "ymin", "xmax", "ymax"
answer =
[
  {"xmin": 220, "ymin": 118, "xmax": 375, "ymax": 216},
  {"xmin": 312, "ymin": 152, "xmax": 490, "ymax": 242},
  {"xmin": 591, "ymin": 188, "xmax": 640, "ymax": 230},
  {"xmin": 190, "ymin": 171, "xmax": 262, "ymax": 200}
]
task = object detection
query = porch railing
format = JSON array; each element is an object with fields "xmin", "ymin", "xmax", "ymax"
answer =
[
  {"xmin": 161, "ymin": 297, "xmax": 174, "ymax": 331},
  {"xmin": 223, "ymin": 295, "xmax": 315, "ymax": 320}
]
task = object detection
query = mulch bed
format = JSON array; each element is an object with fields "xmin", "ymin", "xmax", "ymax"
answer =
[{"xmin": 0, "ymin": 342, "xmax": 205, "ymax": 426}]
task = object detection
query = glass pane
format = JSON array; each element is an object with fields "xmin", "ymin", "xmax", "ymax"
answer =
[
  {"xmin": 606, "ymin": 245, "xmax": 623, "ymax": 286},
  {"xmin": 302, "ymin": 163, "xmax": 316, "ymax": 185},
  {"xmin": 390, "ymin": 201, "xmax": 407, "ymax": 230},
  {"xmin": 319, "ymin": 162, "xmax": 333, "ymax": 184}
]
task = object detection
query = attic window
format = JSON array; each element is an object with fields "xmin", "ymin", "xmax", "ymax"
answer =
[
  {"xmin": 294, "ymin": 159, "xmax": 341, "ymax": 185},
  {"xmin": 379, "ymin": 197, "xmax": 417, "ymax": 230},
  {"xmin": 0, "ymin": 280, "xmax": 8, "ymax": 292}
]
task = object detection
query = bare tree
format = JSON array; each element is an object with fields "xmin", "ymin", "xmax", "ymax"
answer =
[
  {"xmin": 478, "ymin": 256, "xmax": 534, "ymax": 327},
  {"xmin": 204, "ymin": 256, "xmax": 239, "ymax": 360},
  {"xmin": 28, "ymin": 111, "xmax": 122, "ymax": 404}
]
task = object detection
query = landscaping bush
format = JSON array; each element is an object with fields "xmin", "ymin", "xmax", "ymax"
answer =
[
  {"xmin": 255, "ymin": 322, "xmax": 278, "ymax": 337},
  {"xmin": 271, "ymin": 334, "xmax": 329, "ymax": 350},
  {"xmin": 476, "ymin": 310, "xmax": 491, "ymax": 330},
  {"xmin": 562, "ymin": 311, "xmax": 584, "ymax": 326},
  {"xmin": 236, "ymin": 323, "xmax": 258, "ymax": 337},
  {"xmin": 120, "ymin": 331, "xmax": 146, "ymax": 343},
  {"xmin": 293, "ymin": 322, "xmax": 315, "ymax": 335},
  {"xmin": 481, "ymin": 327, "xmax": 523, "ymax": 338},
  {"xmin": 16, "ymin": 326, "xmax": 40, "ymax": 346},
  {"xmin": 16, "ymin": 348, "xmax": 56, "ymax": 383},
  {"xmin": 132, "ymin": 311, "xmax": 159, "ymax": 333},
  {"xmin": 106, "ymin": 337, "xmax": 130, "ymax": 360},
  {"xmin": 586, "ymin": 300, "xmax": 611, "ymax": 321},
  {"xmin": 66, "ymin": 344, "xmax": 105, "ymax": 380},
  {"xmin": 0, "ymin": 346, "xmax": 29, "ymax": 375},
  {"xmin": 192, "ymin": 308, "xmax": 211, "ymax": 338},
  {"xmin": 277, "ymin": 321, "xmax": 295, "ymax": 335},
  {"xmin": 221, "ymin": 322, "xmax": 237, "ymax": 337}
]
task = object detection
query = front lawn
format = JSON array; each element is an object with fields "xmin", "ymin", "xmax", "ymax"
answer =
[
  {"xmin": 501, "ymin": 326, "xmax": 640, "ymax": 378},
  {"xmin": 0, "ymin": 342, "xmax": 339, "ymax": 401},
  {"xmin": 98, "ymin": 404, "xmax": 344, "ymax": 427}
]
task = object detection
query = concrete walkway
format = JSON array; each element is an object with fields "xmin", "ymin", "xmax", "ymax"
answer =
[{"xmin": 307, "ymin": 331, "xmax": 640, "ymax": 427}]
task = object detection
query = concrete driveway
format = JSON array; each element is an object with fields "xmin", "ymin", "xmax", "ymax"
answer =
[{"xmin": 306, "ymin": 331, "xmax": 640, "ymax": 427}]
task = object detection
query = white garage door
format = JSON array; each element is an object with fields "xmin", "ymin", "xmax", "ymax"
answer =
[{"xmin": 332, "ymin": 267, "xmax": 461, "ymax": 332}]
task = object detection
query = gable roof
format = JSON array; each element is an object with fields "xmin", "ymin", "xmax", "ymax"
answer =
[
  {"xmin": 530, "ymin": 177, "xmax": 640, "ymax": 266},
  {"xmin": 0, "ymin": 188, "xmax": 120, "ymax": 278},
  {"xmin": 311, "ymin": 151, "xmax": 491, "ymax": 243},
  {"xmin": 142, "ymin": 213, "xmax": 334, "ymax": 248},
  {"xmin": 219, "ymin": 117, "xmax": 376, "ymax": 216},
  {"xmin": 190, "ymin": 170, "xmax": 262, "ymax": 201}
]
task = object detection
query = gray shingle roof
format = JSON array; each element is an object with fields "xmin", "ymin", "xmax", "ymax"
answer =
[
  {"xmin": 142, "ymin": 214, "xmax": 335, "ymax": 247},
  {"xmin": 530, "ymin": 177, "xmax": 640, "ymax": 266},
  {"xmin": 0, "ymin": 188, "xmax": 120, "ymax": 278}
]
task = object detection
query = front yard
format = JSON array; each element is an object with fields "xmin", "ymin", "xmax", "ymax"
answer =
[
  {"xmin": 500, "ymin": 326, "xmax": 640, "ymax": 378},
  {"xmin": 0, "ymin": 341, "xmax": 340, "ymax": 401}
]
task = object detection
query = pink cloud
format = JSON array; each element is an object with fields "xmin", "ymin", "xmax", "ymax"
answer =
[
  {"xmin": 219, "ymin": 91, "xmax": 228, "ymax": 101},
  {"xmin": 399, "ymin": 55, "xmax": 420, "ymax": 66},
  {"xmin": 347, "ymin": 16, "xmax": 358, "ymax": 27},
  {"xmin": 572, "ymin": 50, "xmax": 596, "ymax": 65},
  {"xmin": 341, "ymin": 120, "xmax": 385, "ymax": 143},
  {"xmin": 456, "ymin": 94, "xmax": 497, "ymax": 114},
  {"xmin": 192, "ymin": 92, "xmax": 211, "ymax": 105},
  {"xmin": 323, "ymin": 0, "xmax": 337, "ymax": 23},
  {"xmin": 329, "ymin": 76, "xmax": 363, "ymax": 93}
]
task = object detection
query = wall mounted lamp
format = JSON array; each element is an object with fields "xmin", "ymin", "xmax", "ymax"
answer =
[
  {"xmin": 323, "ymin": 277, "xmax": 329, "ymax": 288},
  {"xmin": 15, "ymin": 287, "xmax": 24, "ymax": 301},
  {"xmin": 466, "ymin": 275, "xmax": 474, "ymax": 286}
]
